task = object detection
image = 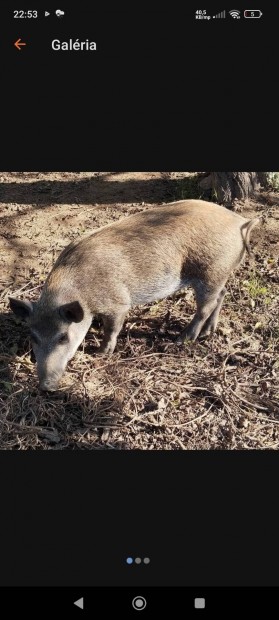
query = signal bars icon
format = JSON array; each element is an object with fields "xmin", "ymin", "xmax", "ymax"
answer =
[{"xmin": 213, "ymin": 10, "xmax": 226, "ymax": 18}]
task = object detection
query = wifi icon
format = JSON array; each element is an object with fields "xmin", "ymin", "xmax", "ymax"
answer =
[{"xmin": 229, "ymin": 9, "xmax": 241, "ymax": 18}]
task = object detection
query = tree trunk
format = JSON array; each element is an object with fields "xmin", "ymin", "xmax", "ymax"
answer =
[{"xmin": 211, "ymin": 172, "xmax": 268, "ymax": 206}]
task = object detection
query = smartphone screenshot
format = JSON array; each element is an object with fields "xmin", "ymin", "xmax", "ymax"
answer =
[{"xmin": 0, "ymin": 3, "xmax": 278, "ymax": 615}]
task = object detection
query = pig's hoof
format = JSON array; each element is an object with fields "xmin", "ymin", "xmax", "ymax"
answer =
[
  {"xmin": 199, "ymin": 326, "xmax": 214, "ymax": 338},
  {"xmin": 199, "ymin": 329, "xmax": 211, "ymax": 338},
  {"xmin": 98, "ymin": 344, "xmax": 115, "ymax": 355},
  {"xmin": 176, "ymin": 332, "xmax": 194, "ymax": 345},
  {"xmin": 176, "ymin": 335, "xmax": 185, "ymax": 345}
]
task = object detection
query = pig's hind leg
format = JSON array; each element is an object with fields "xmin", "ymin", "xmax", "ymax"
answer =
[
  {"xmin": 99, "ymin": 309, "xmax": 129, "ymax": 354},
  {"xmin": 177, "ymin": 282, "xmax": 225, "ymax": 343},
  {"xmin": 199, "ymin": 286, "xmax": 227, "ymax": 337}
]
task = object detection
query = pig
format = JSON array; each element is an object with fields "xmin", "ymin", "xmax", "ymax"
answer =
[{"xmin": 9, "ymin": 200, "xmax": 260, "ymax": 391}]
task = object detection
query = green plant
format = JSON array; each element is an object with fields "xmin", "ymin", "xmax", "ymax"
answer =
[
  {"xmin": 243, "ymin": 275, "xmax": 268, "ymax": 299},
  {"xmin": 266, "ymin": 172, "xmax": 279, "ymax": 190}
]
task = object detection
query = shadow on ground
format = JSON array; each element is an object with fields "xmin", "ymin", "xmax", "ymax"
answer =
[{"xmin": 0, "ymin": 174, "xmax": 179, "ymax": 206}]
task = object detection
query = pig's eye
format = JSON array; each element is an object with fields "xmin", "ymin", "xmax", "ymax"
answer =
[{"xmin": 58, "ymin": 333, "xmax": 69, "ymax": 345}]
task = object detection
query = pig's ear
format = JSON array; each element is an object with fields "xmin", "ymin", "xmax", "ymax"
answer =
[
  {"xmin": 9, "ymin": 298, "xmax": 33, "ymax": 320},
  {"xmin": 59, "ymin": 301, "xmax": 84, "ymax": 323}
]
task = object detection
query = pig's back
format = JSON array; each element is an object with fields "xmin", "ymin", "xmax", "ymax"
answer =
[
  {"xmin": 59, "ymin": 200, "xmax": 246, "ymax": 263},
  {"xmin": 50, "ymin": 200, "xmax": 248, "ymax": 307}
]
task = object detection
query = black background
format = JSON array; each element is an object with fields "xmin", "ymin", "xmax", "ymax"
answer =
[
  {"xmin": 0, "ymin": 4, "xmax": 276, "ymax": 169},
  {"xmin": 2, "ymin": 451, "xmax": 279, "ymax": 587},
  {"xmin": 0, "ymin": 0, "xmax": 279, "ymax": 606}
]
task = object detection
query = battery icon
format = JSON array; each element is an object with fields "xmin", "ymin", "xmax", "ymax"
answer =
[{"xmin": 244, "ymin": 10, "xmax": 263, "ymax": 18}]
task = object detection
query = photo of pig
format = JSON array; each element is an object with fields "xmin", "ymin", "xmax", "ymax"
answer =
[
  {"xmin": 0, "ymin": 173, "xmax": 278, "ymax": 449},
  {"xmin": 9, "ymin": 201, "xmax": 259, "ymax": 391}
]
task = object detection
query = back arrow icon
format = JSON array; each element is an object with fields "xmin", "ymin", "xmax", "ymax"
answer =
[{"xmin": 14, "ymin": 38, "xmax": 27, "ymax": 50}]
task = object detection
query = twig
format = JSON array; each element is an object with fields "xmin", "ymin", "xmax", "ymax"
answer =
[
  {"xmin": 172, "ymin": 437, "xmax": 187, "ymax": 450},
  {"xmin": 168, "ymin": 404, "xmax": 215, "ymax": 428},
  {"xmin": 229, "ymin": 336, "xmax": 254, "ymax": 347},
  {"xmin": 228, "ymin": 387, "xmax": 268, "ymax": 411}
]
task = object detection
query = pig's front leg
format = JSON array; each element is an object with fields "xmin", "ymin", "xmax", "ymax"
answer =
[{"xmin": 100, "ymin": 309, "xmax": 129, "ymax": 354}]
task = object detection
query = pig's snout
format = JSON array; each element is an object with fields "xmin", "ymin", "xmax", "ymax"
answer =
[
  {"xmin": 37, "ymin": 358, "xmax": 67, "ymax": 392},
  {"xmin": 39, "ymin": 378, "xmax": 60, "ymax": 392},
  {"xmin": 39, "ymin": 370, "xmax": 62, "ymax": 391}
]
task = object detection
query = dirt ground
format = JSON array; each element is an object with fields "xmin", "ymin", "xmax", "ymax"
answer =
[{"xmin": 0, "ymin": 172, "xmax": 278, "ymax": 450}]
